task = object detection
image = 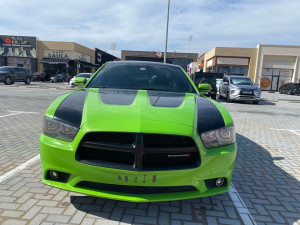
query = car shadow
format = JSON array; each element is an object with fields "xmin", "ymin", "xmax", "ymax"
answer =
[
  {"xmin": 70, "ymin": 133, "xmax": 299, "ymax": 224},
  {"xmin": 217, "ymin": 99, "xmax": 276, "ymax": 105}
]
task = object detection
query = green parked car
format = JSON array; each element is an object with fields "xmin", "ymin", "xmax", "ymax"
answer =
[{"xmin": 40, "ymin": 61, "xmax": 236, "ymax": 202}]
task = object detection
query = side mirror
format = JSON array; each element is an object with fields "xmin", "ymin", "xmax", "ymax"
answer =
[
  {"xmin": 223, "ymin": 82, "xmax": 228, "ymax": 85},
  {"xmin": 74, "ymin": 77, "xmax": 87, "ymax": 86},
  {"xmin": 198, "ymin": 83, "xmax": 211, "ymax": 93}
]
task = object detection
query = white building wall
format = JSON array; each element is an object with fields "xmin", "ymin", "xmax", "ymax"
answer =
[{"xmin": 255, "ymin": 45, "xmax": 300, "ymax": 87}]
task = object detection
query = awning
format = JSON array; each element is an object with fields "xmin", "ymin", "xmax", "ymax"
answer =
[
  {"xmin": 76, "ymin": 60, "xmax": 97, "ymax": 69},
  {"xmin": 39, "ymin": 57, "xmax": 70, "ymax": 64}
]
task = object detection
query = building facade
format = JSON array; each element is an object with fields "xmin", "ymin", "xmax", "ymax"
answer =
[
  {"xmin": 254, "ymin": 45, "xmax": 300, "ymax": 91},
  {"xmin": 203, "ymin": 47, "xmax": 258, "ymax": 81},
  {"xmin": 37, "ymin": 41, "xmax": 96, "ymax": 76},
  {"xmin": 94, "ymin": 48, "xmax": 120, "ymax": 68},
  {"xmin": 121, "ymin": 50, "xmax": 198, "ymax": 71},
  {"xmin": 0, "ymin": 35, "xmax": 37, "ymax": 72}
]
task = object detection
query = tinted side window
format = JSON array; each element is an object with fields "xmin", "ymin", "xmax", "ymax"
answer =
[{"xmin": 14, "ymin": 68, "xmax": 24, "ymax": 73}]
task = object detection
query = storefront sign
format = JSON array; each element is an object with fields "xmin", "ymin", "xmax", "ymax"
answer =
[
  {"xmin": 0, "ymin": 35, "xmax": 37, "ymax": 58},
  {"xmin": 156, "ymin": 51, "xmax": 163, "ymax": 58},
  {"xmin": 44, "ymin": 50, "xmax": 91, "ymax": 62},
  {"xmin": 130, "ymin": 52, "xmax": 147, "ymax": 57},
  {"xmin": 260, "ymin": 77, "xmax": 271, "ymax": 89},
  {"xmin": 280, "ymin": 69, "xmax": 293, "ymax": 76},
  {"xmin": 217, "ymin": 57, "xmax": 249, "ymax": 66},
  {"xmin": 95, "ymin": 48, "xmax": 118, "ymax": 67}
]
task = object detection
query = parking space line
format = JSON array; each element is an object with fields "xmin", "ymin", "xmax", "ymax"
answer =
[
  {"xmin": 0, "ymin": 111, "xmax": 39, "ymax": 118},
  {"xmin": 0, "ymin": 155, "xmax": 40, "ymax": 183},
  {"xmin": 7, "ymin": 110, "xmax": 39, "ymax": 114},
  {"xmin": 0, "ymin": 112, "xmax": 24, "ymax": 118},
  {"xmin": 229, "ymin": 183, "xmax": 257, "ymax": 225},
  {"xmin": 269, "ymin": 128, "xmax": 300, "ymax": 136}
]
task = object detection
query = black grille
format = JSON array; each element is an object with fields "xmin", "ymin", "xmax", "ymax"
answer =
[
  {"xmin": 82, "ymin": 132, "xmax": 136, "ymax": 144},
  {"xmin": 76, "ymin": 181, "xmax": 197, "ymax": 194},
  {"xmin": 143, "ymin": 134, "xmax": 195, "ymax": 148},
  {"xmin": 76, "ymin": 132, "xmax": 200, "ymax": 171}
]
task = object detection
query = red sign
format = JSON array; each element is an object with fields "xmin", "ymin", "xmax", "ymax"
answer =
[{"xmin": 156, "ymin": 51, "xmax": 163, "ymax": 58}]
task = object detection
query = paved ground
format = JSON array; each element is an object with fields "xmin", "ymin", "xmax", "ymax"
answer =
[{"xmin": 0, "ymin": 85, "xmax": 299, "ymax": 225}]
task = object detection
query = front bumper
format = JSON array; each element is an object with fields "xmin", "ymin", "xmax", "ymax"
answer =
[
  {"xmin": 230, "ymin": 94, "xmax": 259, "ymax": 101},
  {"xmin": 40, "ymin": 126, "xmax": 237, "ymax": 202}
]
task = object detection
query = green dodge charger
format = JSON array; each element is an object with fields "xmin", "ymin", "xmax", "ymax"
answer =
[{"xmin": 40, "ymin": 61, "xmax": 236, "ymax": 202}]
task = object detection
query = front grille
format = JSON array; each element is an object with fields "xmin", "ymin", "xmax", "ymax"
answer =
[
  {"xmin": 241, "ymin": 89, "xmax": 254, "ymax": 95},
  {"xmin": 76, "ymin": 181, "xmax": 197, "ymax": 194},
  {"xmin": 76, "ymin": 132, "xmax": 200, "ymax": 171}
]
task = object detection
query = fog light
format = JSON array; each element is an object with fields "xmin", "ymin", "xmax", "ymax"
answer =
[
  {"xmin": 50, "ymin": 171, "xmax": 58, "ymax": 180},
  {"xmin": 216, "ymin": 178, "xmax": 224, "ymax": 187}
]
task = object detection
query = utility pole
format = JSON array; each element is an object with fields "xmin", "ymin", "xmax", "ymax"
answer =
[
  {"xmin": 188, "ymin": 35, "xmax": 193, "ymax": 53},
  {"xmin": 164, "ymin": 0, "xmax": 170, "ymax": 63}
]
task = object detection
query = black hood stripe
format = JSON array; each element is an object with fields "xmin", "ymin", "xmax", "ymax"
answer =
[
  {"xmin": 148, "ymin": 91, "xmax": 185, "ymax": 107},
  {"xmin": 54, "ymin": 90, "xmax": 88, "ymax": 128},
  {"xmin": 196, "ymin": 96, "xmax": 225, "ymax": 133},
  {"xmin": 99, "ymin": 89, "xmax": 138, "ymax": 105}
]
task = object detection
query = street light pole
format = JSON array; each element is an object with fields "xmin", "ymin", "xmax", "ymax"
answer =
[{"xmin": 164, "ymin": 0, "xmax": 170, "ymax": 63}]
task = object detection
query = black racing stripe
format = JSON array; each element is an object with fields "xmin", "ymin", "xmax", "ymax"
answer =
[
  {"xmin": 196, "ymin": 96, "xmax": 225, "ymax": 133},
  {"xmin": 148, "ymin": 91, "xmax": 185, "ymax": 107},
  {"xmin": 99, "ymin": 89, "xmax": 138, "ymax": 105},
  {"xmin": 54, "ymin": 90, "xmax": 88, "ymax": 128}
]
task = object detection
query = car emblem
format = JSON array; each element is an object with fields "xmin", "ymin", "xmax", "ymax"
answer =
[{"xmin": 167, "ymin": 154, "xmax": 191, "ymax": 158}]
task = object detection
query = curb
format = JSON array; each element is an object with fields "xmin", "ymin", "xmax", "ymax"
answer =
[{"xmin": 261, "ymin": 98, "xmax": 300, "ymax": 103}]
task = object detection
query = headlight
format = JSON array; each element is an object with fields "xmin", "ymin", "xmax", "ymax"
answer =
[
  {"xmin": 254, "ymin": 89, "xmax": 261, "ymax": 97},
  {"xmin": 42, "ymin": 117, "xmax": 78, "ymax": 142},
  {"xmin": 201, "ymin": 126, "xmax": 235, "ymax": 148},
  {"xmin": 230, "ymin": 87, "xmax": 240, "ymax": 95}
]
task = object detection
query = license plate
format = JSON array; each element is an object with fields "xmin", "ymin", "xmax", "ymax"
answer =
[
  {"xmin": 117, "ymin": 175, "xmax": 157, "ymax": 183},
  {"xmin": 243, "ymin": 91, "xmax": 252, "ymax": 94}
]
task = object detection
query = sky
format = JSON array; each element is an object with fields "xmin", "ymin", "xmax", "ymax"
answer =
[{"xmin": 0, "ymin": 0, "xmax": 300, "ymax": 58}]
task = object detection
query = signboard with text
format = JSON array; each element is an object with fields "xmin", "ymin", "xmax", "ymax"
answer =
[
  {"xmin": 43, "ymin": 50, "xmax": 91, "ymax": 62},
  {"xmin": 0, "ymin": 35, "xmax": 37, "ymax": 58}
]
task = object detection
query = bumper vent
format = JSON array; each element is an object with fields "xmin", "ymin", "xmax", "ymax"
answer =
[
  {"xmin": 76, "ymin": 132, "xmax": 200, "ymax": 171},
  {"xmin": 76, "ymin": 181, "xmax": 197, "ymax": 194}
]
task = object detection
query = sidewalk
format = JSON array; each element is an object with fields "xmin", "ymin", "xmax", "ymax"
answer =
[{"xmin": 261, "ymin": 91, "xmax": 300, "ymax": 102}]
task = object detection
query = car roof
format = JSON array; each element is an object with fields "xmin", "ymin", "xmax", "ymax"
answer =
[
  {"xmin": 106, "ymin": 60, "xmax": 181, "ymax": 68},
  {"xmin": 227, "ymin": 75, "xmax": 249, "ymax": 78}
]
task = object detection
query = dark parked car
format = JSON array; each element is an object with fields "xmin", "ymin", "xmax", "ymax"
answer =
[
  {"xmin": 32, "ymin": 72, "xmax": 48, "ymax": 82},
  {"xmin": 279, "ymin": 83, "xmax": 300, "ymax": 95},
  {"xmin": 191, "ymin": 72, "xmax": 223, "ymax": 100},
  {"xmin": 50, "ymin": 73, "xmax": 72, "ymax": 83},
  {"xmin": 0, "ymin": 66, "xmax": 31, "ymax": 85}
]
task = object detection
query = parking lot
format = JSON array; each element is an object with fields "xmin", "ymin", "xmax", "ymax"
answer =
[{"xmin": 0, "ymin": 84, "xmax": 299, "ymax": 225}]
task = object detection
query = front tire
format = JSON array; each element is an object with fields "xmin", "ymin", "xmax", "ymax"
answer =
[
  {"xmin": 227, "ymin": 92, "xmax": 232, "ymax": 102},
  {"xmin": 25, "ymin": 77, "xmax": 31, "ymax": 85},
  {"xmin": 218, "ymin": 90, "xmax": 223, "ymax": 99},
  {"xmin": 288, "ymin": 90, "xmax": 293, "ymax": 95},
  {"xmin": 4, "ymin": 76, "xmax": 13, "ymax": 85},
  {"xmin": 253, "ymin": 100, "xmax": 259, "ymax": 104}
]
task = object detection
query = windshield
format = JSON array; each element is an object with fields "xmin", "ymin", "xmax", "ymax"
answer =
[
  {"xmin": 87, "ymin": 63, "xmax": 197, "ymax": 93},
  {"xmin": 0, "ymin": 67, "xmax": 12, "ymax": 72},
  {"xmin": 230, "ymin": 77, "xmax": 253, "ymax": 85},
  {"xmin": 76, "ymin": 74, "xmax": 91, "ymax": 78},
  {"xmin": 216, "ymin": 80, "xmax": 222, "ymax": 85}
]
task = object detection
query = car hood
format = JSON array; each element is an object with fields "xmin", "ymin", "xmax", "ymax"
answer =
[
  {"xmin": 48, "ymin": 88, "xmax": 231, "ymax": 135},
  {"xmin": 83, "ymin": 88, "xmax": 197, "ymax": 130},
  {"xmin": 232, "ymin": 84, "xmax": 257, "ymax": 90}
]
